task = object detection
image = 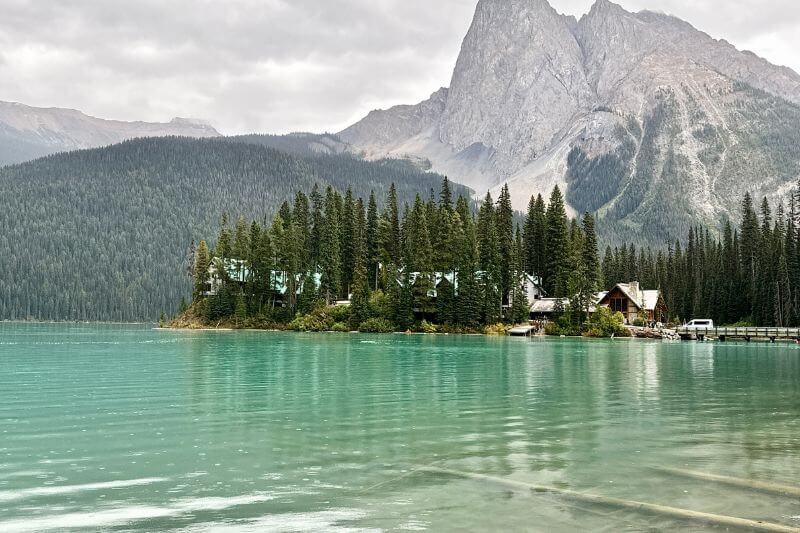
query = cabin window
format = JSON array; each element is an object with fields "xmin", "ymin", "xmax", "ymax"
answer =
[{"xmin": 609, "ymin": 297, "xmax": 627, "ymax": 314}]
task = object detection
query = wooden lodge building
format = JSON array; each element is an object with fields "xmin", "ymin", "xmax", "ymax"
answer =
[
  {"xmin": 530, "ymin": 282, "xmax": 667, "ymax": 324},
  {"xmin": 597, "ymin": 282, "xmax": 667, "ymax": 324},
  {"xmin": 204, "ymin": 258, "xmax": 322, "ymax": 306}
]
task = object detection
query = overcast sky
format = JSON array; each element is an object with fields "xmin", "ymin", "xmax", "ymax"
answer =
[{"xmin": 1, "ymin": 0, "xmax": 798, "ymax": 135}]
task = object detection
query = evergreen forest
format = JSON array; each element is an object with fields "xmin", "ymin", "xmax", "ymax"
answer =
[
  {"xmin": 0, "ymin": 137, "xmax": 467, "ymax": 321},
  {"xmin": 187, "ymin": 179, "xmax": 551, "ymax": 333},
  {"xmin": 188, "ymin": 177, "xmax": 800, "ymax": 333}
]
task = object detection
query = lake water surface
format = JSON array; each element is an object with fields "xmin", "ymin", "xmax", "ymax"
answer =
[{"xmin": 1, "ymin": 324, "xmax": 799, "ymax": 531}]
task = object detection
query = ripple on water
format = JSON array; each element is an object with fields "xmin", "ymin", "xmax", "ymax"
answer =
[
  {"xmin": 0, "ymin": 477, "xmax": 169, "ymax": 502},
  {"xmin": 0, "ymin": 493, "xmax": 275, "ymax": 532},
  {"xmin": 1, "ymin": 326, "xmax": 799, "ymax": 532}
]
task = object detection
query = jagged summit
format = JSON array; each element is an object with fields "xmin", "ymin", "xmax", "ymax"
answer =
[
  {"xmin": 341, "ymin": 0, "xmax": 800, "ymax": 242},
  {"xmin": 585, "ymin": 0, "xmax": 626, "ymax": 14}
]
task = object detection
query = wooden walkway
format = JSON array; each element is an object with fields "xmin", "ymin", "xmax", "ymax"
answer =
[
  {"xmin": 508, "ymin": 325, "xmax": 537, "ymax": 337},
  {"xmin": 675, "ymin": 327, "xmax": 800, "ymax": 342}
]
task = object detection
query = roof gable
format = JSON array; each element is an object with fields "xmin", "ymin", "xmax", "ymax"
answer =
[
  {"xmin": 597, "ymin": 283, "xmax": 663, "ymax": 311},
  {"xmin": 598, "ymin": 284, "xmax": 643, "ymax": 309}
]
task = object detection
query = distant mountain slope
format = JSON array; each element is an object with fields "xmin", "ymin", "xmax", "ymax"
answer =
[
  {"xmin": 227, "ymin": 133, "xmax": 351, "ymax": 157},
  {"xmin": 0, "ymin": 137, "xmax": 464, "ymax": 321},
  {"xmin": 0, "ymin": 101, "xmax": 220, "ymax": 166},
  {"xmin": 341, "ymin": 0, "xmax": 800, "ymax": 242}
]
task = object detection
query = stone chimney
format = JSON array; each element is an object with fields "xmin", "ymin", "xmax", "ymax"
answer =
[{"xmin": 629, "ymin": 281, "xmax": 640, "ymax": 296}]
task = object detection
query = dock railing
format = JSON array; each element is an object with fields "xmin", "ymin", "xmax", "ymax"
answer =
[{"xmin": 674, "ymin": 327, "xmax": 800, "ymax": 342}]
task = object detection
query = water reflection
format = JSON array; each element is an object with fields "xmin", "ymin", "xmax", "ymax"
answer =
[{"xmin": 3, "ymin": 325, "xmax": 798, "ymax": 532}]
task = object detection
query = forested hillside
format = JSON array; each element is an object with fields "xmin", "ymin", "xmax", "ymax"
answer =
[
  {"xmin": 227, "ymin": 133, "xmax": 350, "ymax": 157},
  {"xmin": 0, "ymin": 137, "xmax": 465, "ymax": 321}
]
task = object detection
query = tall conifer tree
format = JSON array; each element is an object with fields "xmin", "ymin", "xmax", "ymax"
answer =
[{"xmin": 545, "ymin": 186, "xmax": 569, "ymax": 297}]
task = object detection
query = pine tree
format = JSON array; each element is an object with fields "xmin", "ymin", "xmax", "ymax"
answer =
[
  {"xmin": 786, "ymin": 196, "xmax": 799, "ymax": 324},
  {"xmin": 269, "ymin": 213, "xmax": 300, "ymax": 311},
  {"xmin": 533, "ymin": 194, "xmax": 547, "ymax": 277},
  {"xmin": 440, "ymin": 177, "xmax": 453, "ymax": 211},
  {"xmin": 523, "ymin": 194, "xmax": 547, "ymax": 277},
  {"xmin": 601, "ymin": 246, "xmax": 614, "ymax": 289},
  {"xmin": 366, "ymin": 191, "xmax": 380, "ymax": 290},
  {"xmin": 405, "ymin": 196, "xmax": 435, "ymax": 316},
  {"xmin": 456, "ymin": 202, "xmax": 481, "ymax": 329},
  {"xmin": 477, "ymin": 192, "xmax": 501, "ymax": 324},
  {"xmin": 582, "ymin": 212, "xmax": 600, "ymax": 290},
  {"xmin": 340, "ymin": 188, "xmax": 357, "ymax": 298},
  {"xmin": 293, "ymin": 191, "xmax": 310, "ymax": 272},
  {"xmin": 234, "ymin": 290, "xmax": 248, "ymax": 327},
  {"xmin": 384, "ymin": 184, "xmax": 402, "ymax": 265},
  {"xmin": 349, "ymin": 199, "xmax": 371, "ymax": 329},
  {"xmin": 320, "ymin": 187, "xmax": 342, "ymax": 304},
  {"xmin": 753, "ymin": 198, "xmax": 775, "ymax": 325},
  {"xmin": 496, "ymin": 184, "xmax": 515, "ymax": 303},
  {"xmin": 278, "ymin": 201, "xmax": 292, "ymax": 227},
  {"xmin": 193, "ymin": 240, "xmax": 211, "ymax": 301},
  {"xmin": 233, "ymin": 216, "xmax": 250, "ymax": 258},
  {"xmin": 436, "ymin": 210, "xmax": 462, "ymax": 325},
  {"xmin": 309, "ymin": 184, "xmax": 324, "ymax": 271},
  {"xmin": 720, "ymin": 221, "xmax": 737, "ymax": 324},
  {"xmin": 216, "ymin": 213, "xmax": 232, "ymax": 260},
  {"xmin": 545, "ymin": 186, "xmax": 569, "ymax": 297},
  {"xmin": 510, "ymin": 226, "xmax": 530, "ymax": 324},
  {"xmin": 404, "ymin": 195, "xmax": 433, "ymax": 273},
  {"xmin": 739, "ymin": 193, "xmax": 760, "ymax": 313},
  {"xmin": 775, "ymin": 253, "xmax": 792, "ymax": 327},
  {"xmin": 433, "ymin": 178, "xmax": 456, "ymax": 272}
]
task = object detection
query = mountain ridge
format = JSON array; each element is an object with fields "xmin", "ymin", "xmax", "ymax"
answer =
[
  {"xmin": 0, "ymin": 100, "xmax": 220, "ymax": 166},
  {"xmin": 340, "ymin": 0, "xmax": 800, "ymax": 241}
]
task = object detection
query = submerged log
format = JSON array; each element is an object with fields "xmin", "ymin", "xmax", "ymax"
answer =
[
  {"xmin": 421, "ymin": 466, "xmax": 799, "ymax": 533},
  {"xmin": 656, "ymin": 467, "xmax": 800, "ymax": 498}
]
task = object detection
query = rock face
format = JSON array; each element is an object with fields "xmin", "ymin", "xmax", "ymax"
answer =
[
  {"xmin": 440, "ymin": 0, "xmax": 593, "ymax": 179},
  {"xmin": 340, "ymin": 0, "xmax": 800, "ymax": 242},
  {"xmin": 0, "ymin": 101, "xmax": 220, "ymax": 166}
]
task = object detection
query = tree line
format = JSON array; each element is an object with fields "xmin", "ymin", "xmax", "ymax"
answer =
[
  {"xmin": 599, "ymin": 191, "xmax": 800, "ymax": 327},
  {"xmin": 190, "ymin": 178, "xmax": 800, "ymax": 332},
  {"xmin": 188, "ymin": 178, "xmax": 603, "ymax": 333}
]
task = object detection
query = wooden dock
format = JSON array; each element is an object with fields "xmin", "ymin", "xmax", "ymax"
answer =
[
  {"xmin": 675, "ymin": 327, "xmax": 800, "ymax": 343},
  {"xmin": 508, "ymin": 325, "xmax": 537, "ymax": 337}
]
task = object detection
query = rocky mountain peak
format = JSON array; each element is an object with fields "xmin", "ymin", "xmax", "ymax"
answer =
[
  {"xmin": 340, "ymin": 0, "xmax": 800, "ymax": 241},
  {"xmin": 439, "ymin": 0, "xmax": 595, "ymax": 179},
  {"xmin": 586, "ymin": 0, "xmax": 626, "ymax": 16}
]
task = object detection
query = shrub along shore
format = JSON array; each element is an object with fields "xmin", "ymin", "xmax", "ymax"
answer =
[{"xmin": 168, "ymin": 301, "xmax": 630, "ymax": 338}]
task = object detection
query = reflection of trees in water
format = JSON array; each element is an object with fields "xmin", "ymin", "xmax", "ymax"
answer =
[{"xmin": 179, "ymin": 334, "xmax": 800, "ymax": 491}]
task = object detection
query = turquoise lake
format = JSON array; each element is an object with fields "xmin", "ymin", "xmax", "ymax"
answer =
[{"xmin": 1, "ymin": 324, "xmax": 798, "ymax": 531}]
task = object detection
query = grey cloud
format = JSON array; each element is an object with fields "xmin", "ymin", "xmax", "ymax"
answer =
[{"xmin": 0, "ymin": 0, "xmax": 796, "ymax": 134}]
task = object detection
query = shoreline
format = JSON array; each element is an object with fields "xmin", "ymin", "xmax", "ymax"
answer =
[
  {"xmin": 1, "ymin": 319, "xmax": 154, "ymax": 326},
  {"xmin": 156, "ymin": 327, "xmax": 800, "ymax": 343},
  {"xmin": 6, "ymin": 322, "xmax": 793, "ymax": 343},
  {"xmin": 157, "ymin": 325, "xmax": 670, "ymax": 341},
  {"xmin": 157, "ymin": 326, "xmax": 502, "ymax": 337}
]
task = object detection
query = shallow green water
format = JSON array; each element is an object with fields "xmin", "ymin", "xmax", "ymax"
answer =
[{"xmin": 0, "ymin": 324, "xmax": 798, "ymax": 532}]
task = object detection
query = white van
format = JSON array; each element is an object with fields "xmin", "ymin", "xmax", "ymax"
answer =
[{"xmin": 685, "ymin": 319, "xmax": 714, "ymax": 330}]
